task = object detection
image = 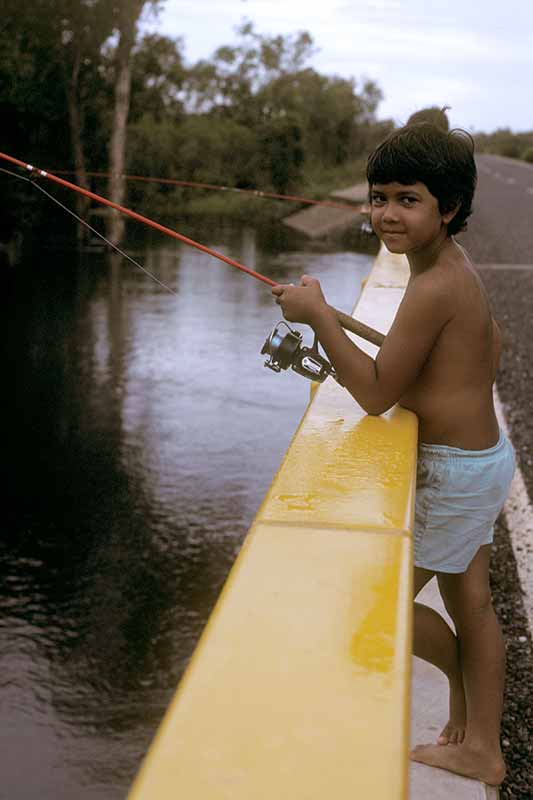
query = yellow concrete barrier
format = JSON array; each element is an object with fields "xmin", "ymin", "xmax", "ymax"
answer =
[{"xmin": 129, "ymin": 246, "xmax": 417, "ymax": 800}]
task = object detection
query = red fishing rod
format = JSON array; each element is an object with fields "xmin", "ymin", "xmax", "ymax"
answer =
[{"xmin": 0, "ymin": 151, "xmax": 385, "ymax": 355}]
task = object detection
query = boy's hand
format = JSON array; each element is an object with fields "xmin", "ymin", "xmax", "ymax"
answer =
[{"xmin": 271, "ymin": 275, "xmax": 329, "ymax": 326}]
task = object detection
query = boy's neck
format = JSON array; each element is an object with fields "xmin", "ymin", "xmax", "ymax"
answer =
[{"xmin": 407, "ymin": 228, "xmax": 454, "ymax": 275}]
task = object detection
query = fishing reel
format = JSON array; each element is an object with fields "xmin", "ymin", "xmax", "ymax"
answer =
[{"xmin": 261, "ymin": 321, "xmax": 341, "ymax": 384}]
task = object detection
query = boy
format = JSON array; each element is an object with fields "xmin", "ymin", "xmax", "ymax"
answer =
[{"xmin": 271, "ymin": 123, "xmax": 515, "ymax": 786}]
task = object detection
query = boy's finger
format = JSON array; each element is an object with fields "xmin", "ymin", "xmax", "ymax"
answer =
[{"xmin": 272, "ymin": 282, "xmax": 296, "ymax": 297}]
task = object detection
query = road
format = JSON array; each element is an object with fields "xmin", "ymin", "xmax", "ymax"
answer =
[
  {"xmin": 458, "ymin": 153, "xmax": 533, "ymax": 799},
  {"xmin": 458, "ymin": 153, "xmax": 533, "ymax": 265}
]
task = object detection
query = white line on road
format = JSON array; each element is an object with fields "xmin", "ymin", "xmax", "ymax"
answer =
[{"xmin": 494, "ymin": 387, "xmax": 533, "ymax": 634}]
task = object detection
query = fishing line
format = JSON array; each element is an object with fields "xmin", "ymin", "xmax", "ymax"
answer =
[
  {"xmin": 0, "ymin": 166, "xmax": 177, "ymax": 295},
  {"xmin": 48, "ymin": 170, "xmax": 360, "ymax": 211}
]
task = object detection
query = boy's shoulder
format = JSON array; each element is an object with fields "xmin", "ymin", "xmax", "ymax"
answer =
[
  {"xmin": 409, "ymin": 243, "xmax": 477, "ymax": 308},
  {"xmin": 401, "ymin": 245, "xmax": 490, "ymax": 347},
  {"xmin": 406, "ymin": 259, "xmax": 455, "ymax": 318}
]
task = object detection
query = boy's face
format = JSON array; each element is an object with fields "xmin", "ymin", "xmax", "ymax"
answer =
[{"xmin": 369, "ymin": 181, "xmax": 455, "ymax": 253}]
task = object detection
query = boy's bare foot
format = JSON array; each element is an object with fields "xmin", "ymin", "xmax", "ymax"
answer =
[
  {"xmin": 438, "ymin": 677, "xmax": 466, "ymax": 745},
  {"xmin": 409, "ymin": 741, "xmax": 506, "ymax": 786},
  {"xmin": 438, "ymin": 721, "xmax": 465, "ymax": 746}
]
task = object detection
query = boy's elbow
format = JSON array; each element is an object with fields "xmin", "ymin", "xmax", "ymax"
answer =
[
  {"xmin": 343, "ymin": 368, "xmax": 395, "ymax": 416},
  {"xmin": 349, "ymin": 393, "xmax": 392, "ymax": 417},
  {"xmin": 362, "ymin": 401, "xmax": 390, "ymax": 416},
  {"xmin": 364, "ymin": 405, "xmax": 385, "ymax": 417}
]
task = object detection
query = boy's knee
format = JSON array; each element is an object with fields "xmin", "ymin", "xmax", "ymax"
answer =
[
  {"xmin": 448, "ymin": 593, "xmax": 494, "ymax": 632},
  {"xmin": 438, "ymin": 573, "xmax": 492, "ymax": 627}
]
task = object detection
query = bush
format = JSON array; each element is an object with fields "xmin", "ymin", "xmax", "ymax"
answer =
[{"xmin": 522, "ymin": 147, "xmax": 533, "ymax": 164}]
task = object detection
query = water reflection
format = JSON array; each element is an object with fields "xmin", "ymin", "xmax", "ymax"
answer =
[{"xmin": 1, "ymin": 221, "xmax": 374, "ymax": 798}]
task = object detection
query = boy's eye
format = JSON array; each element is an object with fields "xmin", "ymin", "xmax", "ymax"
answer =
[
  {"xmin": 401, "ymin": 196, "xmax": 417, "ymax": 206},
  {"xmin": 371, "ymin": 194, "xmax": 385, "ymax": 205}
]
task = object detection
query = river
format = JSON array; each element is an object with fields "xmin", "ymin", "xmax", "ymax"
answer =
[{"xmin": 1, "ymin": 219, "xmax": 374, "ymax": 799}]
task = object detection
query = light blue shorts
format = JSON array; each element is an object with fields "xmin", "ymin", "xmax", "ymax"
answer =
[{"xmin": 414, "ymin": 429, "xmax": 516, "ymax": 574}]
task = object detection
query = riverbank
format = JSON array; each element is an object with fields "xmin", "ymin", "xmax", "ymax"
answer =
[{"xmin": 125, "ymin": 159, "xmax": 369, "ymax": 227}]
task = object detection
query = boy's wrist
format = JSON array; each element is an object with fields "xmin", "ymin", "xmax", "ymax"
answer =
[{"xmin": 311, "ymin": 303, "xmax": 340, "ymax": 334}]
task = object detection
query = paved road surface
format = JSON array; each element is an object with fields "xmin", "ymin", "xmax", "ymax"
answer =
[{"xmin": 458, "ymin": 153, "xmax": 533, "ymax": 265}]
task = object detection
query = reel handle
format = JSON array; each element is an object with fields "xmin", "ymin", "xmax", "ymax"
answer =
[{"xmin": 330, "ymin": 307, "xmax": 385, "ymax": 347}]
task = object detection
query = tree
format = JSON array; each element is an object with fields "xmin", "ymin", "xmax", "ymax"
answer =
[
  {"xmin": 129, "ymin": 33, "xmax": 185, "ymax": 123},
  {"xmin": 179, "ymin": 22, "xmax": 383, "ymax": 191},
  {"xmin": 1, "ymin": 10, "xmax": 390, "ymax": 239},
  {"xmin": 182, "ymin": 21, "xmax": 316, "ymax": 125},
  {"xmin": 106, "ymin": 0, "xmax": 161, "ymax": 244},
  {"xmin": 0, "ymin": 0, "xmax": 119, "ymax": 231},
  {"xmin": 57, "ymin": 1, "xmax": 115, "ymax": 224}
]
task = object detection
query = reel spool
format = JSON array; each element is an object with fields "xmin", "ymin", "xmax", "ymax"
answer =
[{"xmin": 261, "ymin": 321, "xmax": 341, "ymax": 384}]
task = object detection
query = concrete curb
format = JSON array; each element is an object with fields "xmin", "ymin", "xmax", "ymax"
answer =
[
  {"xmin": 282, "ymin": 181, "xmax": 369, "ymax": 239},
  {"xmin": 282, "ymin": 202, "xmax": 363, "ymax": 238},
  {"xmin": 494, "ymin": 387, "xmax": 533, "ymax": 633},
  {"xmin": 409, "ymin": 578, "xmax": 499, "ymax": 799},
  {"xmin": 330, "ymin": 181, "xmax": 369, "ymax": 203}
]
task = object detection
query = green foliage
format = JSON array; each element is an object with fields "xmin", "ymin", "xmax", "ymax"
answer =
[
  {"xmin": 122, "ymin": 21, "xmax": 387, "ymax": 210},
  {"xmin": 128, "ymin": 114, "xmax": 259, "ymax": 185},
  {"xmin": 0, "ymin": 9, "xmax": 414, "ymax": 234},
  {"xmin": 522, "ymin": 147, "xmax": 533, "ymax": 164},
  {"xmin": 182, "ymin": 20, "xmax": 316, "ymax": 119},
  {"xmin": 129, "ymin": 33, "xmax": 186, "ymax": 122},
  {"xmin": 475, "ymin": 128, "xmax": 533, "ymax": 162}
]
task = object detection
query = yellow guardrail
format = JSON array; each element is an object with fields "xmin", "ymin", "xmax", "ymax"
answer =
[{"xmin": 129, "ymin": 246, "xmax": 417, "ymax": 799}]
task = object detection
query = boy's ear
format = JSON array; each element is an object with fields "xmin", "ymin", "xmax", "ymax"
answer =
[{"xmin": 442, "ymin": 201, "xmax": 461, "ymax": 225}]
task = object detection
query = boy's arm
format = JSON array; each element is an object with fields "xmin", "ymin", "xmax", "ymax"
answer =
[
  {"xmin": 491, "ymin": 318, "xmax": 502, "ymax": 383},
  {"xmin": 273, "ymin": 275, "xmax": 452, "ymax": 415}
]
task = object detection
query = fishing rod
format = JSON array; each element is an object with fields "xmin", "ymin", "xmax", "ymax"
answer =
[
  {"xmin": 48, "ymin": 169, "xmax": 361, "ymax": 212},
  {"xmin": 0, "ymin": 151, "xmax": 385, "ymax": 384}
]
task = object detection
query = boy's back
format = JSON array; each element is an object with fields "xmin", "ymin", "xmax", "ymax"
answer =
[{"xmin": 398, "ymin": 242, "xmax": 500, "ymax": 449}]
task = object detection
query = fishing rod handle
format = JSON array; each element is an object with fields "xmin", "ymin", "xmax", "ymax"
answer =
[{"xmin": 331, "ymin": 307, "xmax": 385, "ymax": 347}]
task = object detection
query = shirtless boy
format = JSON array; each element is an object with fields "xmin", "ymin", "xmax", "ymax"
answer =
[{"xmin": 272, "ymin": 122, "xmax": 515, "ymax": 786}]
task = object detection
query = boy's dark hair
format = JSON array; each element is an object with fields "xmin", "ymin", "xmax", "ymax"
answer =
[{"xmin": 366, "ymin": 122, "xmax": 476, "ymax": 235}]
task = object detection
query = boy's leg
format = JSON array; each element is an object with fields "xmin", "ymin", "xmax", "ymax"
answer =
[
  {"xmin": 410, "ymin": 544, "xmax": 507, "ymax": 785},
  {"xmin": 413, "ymin": 566, "xmax": 466, "ymax": 744}
]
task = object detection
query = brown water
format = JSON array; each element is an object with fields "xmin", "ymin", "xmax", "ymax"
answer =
[{"xmin": 1, "ymin": 220, "xmax": 373, "ymax": 799}]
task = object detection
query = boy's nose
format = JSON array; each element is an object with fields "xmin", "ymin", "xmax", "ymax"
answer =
[{"xmin": 381, "ymin": 204, "xmax": 400, "ymax": 223}]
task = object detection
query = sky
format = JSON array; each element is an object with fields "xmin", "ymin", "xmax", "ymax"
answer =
[{"xmin": 143, "ymin": 0, "xmax": 533, "ymax": 134}]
